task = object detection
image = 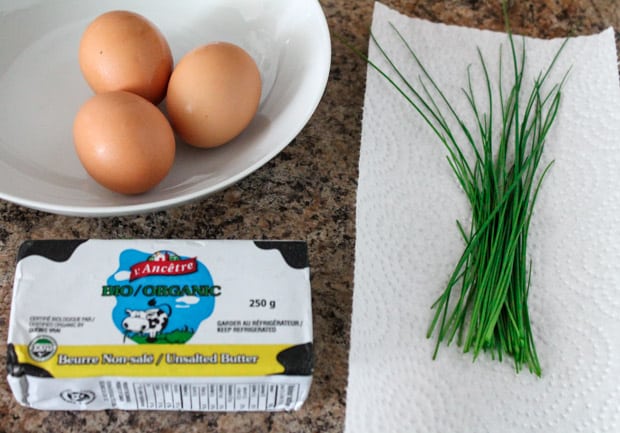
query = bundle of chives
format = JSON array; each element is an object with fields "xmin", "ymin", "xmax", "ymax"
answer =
[{"xmin": 356, "ymin": 16, "xmax": 568, "ymax": 375}]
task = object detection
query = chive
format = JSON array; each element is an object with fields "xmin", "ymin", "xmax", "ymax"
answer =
[{"xmin": 355, "ymin": 10, "xmax": 568, "ymax": 375}]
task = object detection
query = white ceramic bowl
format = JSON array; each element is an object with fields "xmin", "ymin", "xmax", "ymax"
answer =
[{"xmin": 0, "ymin": 0, "xmax": 331, "ymax": 216}]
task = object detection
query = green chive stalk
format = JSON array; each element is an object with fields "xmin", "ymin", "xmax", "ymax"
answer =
[{"xmin": 355, "ymin": 15, "xmax": 568, "ymax": 375}]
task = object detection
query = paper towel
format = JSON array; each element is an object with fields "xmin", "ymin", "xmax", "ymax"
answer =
[{"xmin": 346, "ymin": 3, "xmax": 620, "ymax": 433}]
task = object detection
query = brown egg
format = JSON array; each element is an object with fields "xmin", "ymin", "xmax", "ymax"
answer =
[
  {"xmin": 166, "ymin": 42, "xmax": 262, "ymax": 148},
  {"xmin": 78, "ymin": 10, "xmax": 173, "ymax": 104},
  {"xmin": 73, "ymin": 91, "xmax": 175, "ymax": 195}
]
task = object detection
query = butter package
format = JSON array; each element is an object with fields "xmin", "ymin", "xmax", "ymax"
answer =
[{"xmin": 7, "ymin": 240, "xmax": 313, "ymax": 411}]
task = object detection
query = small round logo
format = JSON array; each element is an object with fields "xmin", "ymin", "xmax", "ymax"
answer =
[
  {"xmin": 60, "ymin": 390, "xmax": 96, "ymax": 405},
  {"xmin": 28, "ymin": 336, "xmax": 57, "ymax": 362}
]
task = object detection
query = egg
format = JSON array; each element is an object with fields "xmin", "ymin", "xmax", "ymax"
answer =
[
  {"xmin": 165, "ymin": 42, "xmax": 262, "ymax": 148},
  {"xmin": 73, "ymin": 91, "xmax": 175, "ymax": 195},
  {"xmin": 78, "ymin": 10, "xmax": 173, "ymax": 104}
]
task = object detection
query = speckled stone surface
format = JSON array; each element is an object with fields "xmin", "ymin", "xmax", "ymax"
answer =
[{"xmin": 0, "ymin": 1, "xmax": 618, "ymax": 432}]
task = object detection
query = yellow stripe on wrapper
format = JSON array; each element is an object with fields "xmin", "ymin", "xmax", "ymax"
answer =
[{"xmin": 14, "ymin": 344, "xmax": 292, "ymax": 378}]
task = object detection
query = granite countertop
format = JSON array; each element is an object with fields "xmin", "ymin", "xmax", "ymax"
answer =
[{"xmin": 0, "ymin": 1, "xmax": 618, "ymax": 432}]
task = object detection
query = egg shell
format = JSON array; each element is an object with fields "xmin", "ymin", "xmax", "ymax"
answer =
[
  {"xmin": 73, "ymin": 91, "xmax": 175, "ymax": 195},
  {"xmin": 78, "ymin": 10, "xmax": 173, "ymax": 104},
  {"xmin": 165, "ymin": 42, "xmax": 262, "ymax": 148}
]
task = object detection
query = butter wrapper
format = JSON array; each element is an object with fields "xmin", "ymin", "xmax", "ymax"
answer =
[{"xmin": 7, "ymin": 240, "xmax": 313, "ymax": 411}]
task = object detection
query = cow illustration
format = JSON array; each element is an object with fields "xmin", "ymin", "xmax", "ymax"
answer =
[{"xmin": 122, "ymin": 305, "xmax": 171, "ymax": 342}]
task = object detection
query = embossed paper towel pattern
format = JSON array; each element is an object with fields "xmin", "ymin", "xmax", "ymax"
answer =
[{"xmin": 346, "ymin": 2, "xmax": 620, "ymax": 433}]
